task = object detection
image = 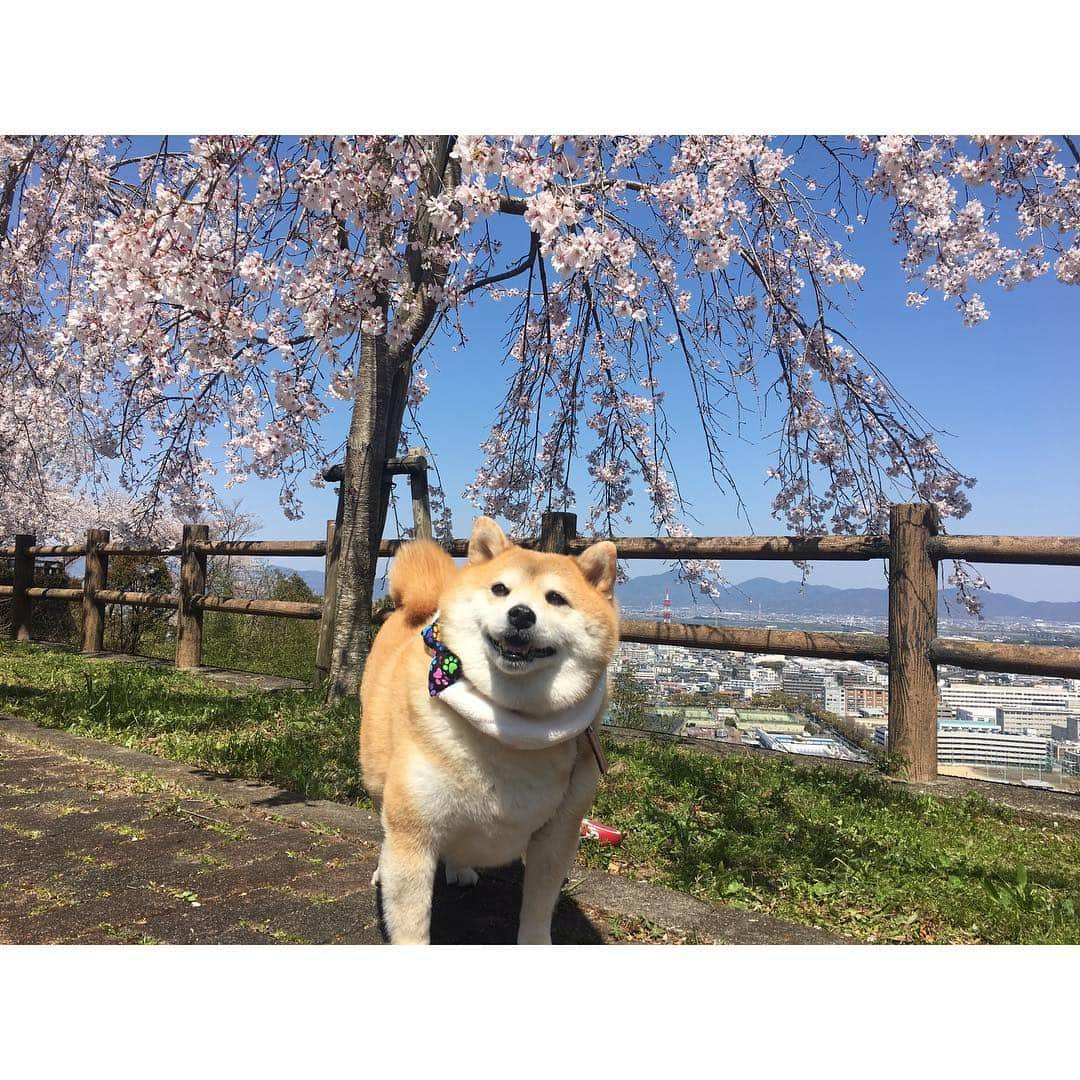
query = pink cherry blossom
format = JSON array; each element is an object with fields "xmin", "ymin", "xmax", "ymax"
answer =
[{"xmin": 1, "ymin": 134, "xmax": 1076, "ymax": 613}]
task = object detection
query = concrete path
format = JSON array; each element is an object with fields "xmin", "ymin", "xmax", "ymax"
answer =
[{"xmin": 0, "ymin": 716, "xmax": 845, "ymax": 945}]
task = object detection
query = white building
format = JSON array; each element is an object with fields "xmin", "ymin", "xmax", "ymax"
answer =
[
  {"xmin": 751, "ymin": 666, "xmax": 782, "ymax": 691},
  {"xmin": 938, "ymin": 728, "xmax": 1052, "ymax": 771},
  {"xmin": 875, "ymin": 722, "xmax": 1051, "ymax": 771},
  {"xmin": 939, "ymin": 681, "xmax": 1071, "ymax": 716},
  {"xmin": 956, "ymin": 706, "xmax": 1000, "ymax": 728}
]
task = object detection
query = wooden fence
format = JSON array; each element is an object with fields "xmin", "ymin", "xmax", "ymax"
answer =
[{"xmin": 4, "ymin": 500, "xmax": 1080, "ymax": 782}]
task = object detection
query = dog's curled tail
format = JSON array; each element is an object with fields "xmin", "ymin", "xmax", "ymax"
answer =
[{"xmin": 389, "ymin": 539, "xmax": 456, "ymax": 626}]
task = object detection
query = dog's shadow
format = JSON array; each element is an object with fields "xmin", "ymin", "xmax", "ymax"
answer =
[{"xmin": 375, "ymin": 861, "xmax": 604, "ymax": 944}]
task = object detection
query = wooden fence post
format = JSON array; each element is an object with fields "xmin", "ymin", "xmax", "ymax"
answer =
[
  {"xmin": 539, "ymin": 511, "xmax": 577, "ymax": 555},
  {"xmin": 314, "ymin": 517, "xmax": 340, "ymax": 688},
  {"xmin": 888, "ymin": 503, "xmax": 939, "ymax": 782},
  {"xmin": 384, "ymin": 448, "xmax": 433, "ymax": 541},
  {"xmin": 176, "ymin": 523, "xmax": 208, "ymax": 669},
  {"xmin": 408, "ymin": 456, "xmax": 433, "ymax": 541},
  {"xmin": 82, "ymin": 528, "xmax": 110, "ymax": 654},
  {"xmin": 12, "ymin": 534, "xmax": 35, "ymax": 642},
  {"xmin": 314, "ymin": 461, "xmax": 350, "ymax": 690}
]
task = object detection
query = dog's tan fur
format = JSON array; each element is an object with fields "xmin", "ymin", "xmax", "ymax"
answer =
[{"xmin": 360, "ymin": 517, "xmax": 618, "ymax": 943}]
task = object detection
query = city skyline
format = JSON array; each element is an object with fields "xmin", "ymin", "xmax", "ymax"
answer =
[{"xmin": 608, "ymin": 637, "xmax": 1080, "ymax": 790}]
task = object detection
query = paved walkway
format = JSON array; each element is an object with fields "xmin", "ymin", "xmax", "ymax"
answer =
[{"xmin": 0, "ymin": 717, "xmax": 845, "ymax": 945}]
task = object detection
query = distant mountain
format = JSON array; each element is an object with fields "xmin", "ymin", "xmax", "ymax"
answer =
[
  {"xmin": 617, "ymin": 570, "xmax": 1080, "ymax": 623},
  {"xmin": 268, "ymin": 565, "xmax": 326, "ymax": 596},
  {"xmin": 267, "ymin": 565, "xmax": 388, "ymax": 599}
]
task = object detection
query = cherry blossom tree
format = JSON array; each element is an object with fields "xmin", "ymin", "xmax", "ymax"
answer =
[
  {"xmin": 1, "ymin": 134, "xmax": 1077, "ymax": 698},
  {"xmin": 0, "ymin": 137, "xmax": 180, "ymax": 544}
]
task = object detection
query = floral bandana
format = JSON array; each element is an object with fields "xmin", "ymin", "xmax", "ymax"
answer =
[{"xmin": 422, "ymin": 620, "xmax": 464, "ymax": 697}]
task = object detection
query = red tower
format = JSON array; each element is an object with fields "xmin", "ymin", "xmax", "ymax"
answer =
[{"xmin": 662, "ymin": 590, "xmax": 672, "ymax": 624}]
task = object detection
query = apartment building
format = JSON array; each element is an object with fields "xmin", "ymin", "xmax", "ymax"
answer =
[
  {"xmin": 844, "ymin": 683, "xmax": 888, "ymax": 716},
  {"xmin": 782, "ymin": 669, "xmax": 845, "ymax": 716},
  {"xmin": 998, "ymin": 706, "xmax": 1068, "ymax": 739}
]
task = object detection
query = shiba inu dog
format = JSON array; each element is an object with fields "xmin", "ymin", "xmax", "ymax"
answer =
[{"xmin": 360, "ymin": 517, "xmax": 618, "ymax": 944}]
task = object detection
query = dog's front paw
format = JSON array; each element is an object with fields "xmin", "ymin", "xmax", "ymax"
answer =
[
  {"xmin": 445, "ymin": 863, "xmax": 479, "ymax": 887},
  {"xmin": 370, "ymin": 865, "xmax": 381, "ymax": 887},
  {"xmin": 517, "ymin": 929, "xmax": 553, "ymax": 945}
]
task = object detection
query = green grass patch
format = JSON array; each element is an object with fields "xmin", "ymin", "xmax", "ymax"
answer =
[
  {"xmin": 582, "ymin": 738, "xmax": 1080, "ymax": 944},
  {"xmin": 0, "ymin": 821, "xmax": 43, "ymax": 840},
  {"xmin": 0, "ymin": 642, "xmax": 364, "ymax": 804},
  {"xmin": 201, "ymin": 608, "xmax": 319, "ymax": 684}
]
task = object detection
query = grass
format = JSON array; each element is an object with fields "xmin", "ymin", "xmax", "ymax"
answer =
[
  {"xmin": 2, "ymin": 640, "xmax": 1078, "ymax": 943},
  {"xmin": 0, "ymin": 642, "xmax": 364, "ymax": 803},
  {"xmin": 97, "ymin": 923, "xmax": 161, "ymax": 945},
  {"xmin": 201, "ymin": 609, "xmax": 319, "ymax": 684},
  {"xmin": 97, "ymin": 822, "xmax": 146, "ymax": 841},
  {"xmin": 580, "ymin": 738, "xmax": 1080, "ymax": 944}
]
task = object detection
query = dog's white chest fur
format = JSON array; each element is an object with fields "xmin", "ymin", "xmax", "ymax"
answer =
[{"xmin": 409, "ymin": 700, "xmax": 580, "ymax": 868}]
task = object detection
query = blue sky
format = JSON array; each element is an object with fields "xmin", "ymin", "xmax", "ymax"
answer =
[{"xmin": 149, "ymin": 140, "xmax": 1077, "ymax": 602}]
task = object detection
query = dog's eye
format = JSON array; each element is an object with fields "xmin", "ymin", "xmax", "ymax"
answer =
[
  {"xmin": 545, "ymin": 591, "xmax": 569, "ymax": 607},
  {"xmin": 491, "ymin": 582, "xmax": 509, "ymax": 597}
]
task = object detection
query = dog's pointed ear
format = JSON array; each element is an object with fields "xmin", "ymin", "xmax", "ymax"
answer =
[
  {"xmin": 577, "ymin": 541, "xmax": 617, "ymax": 598},
  {"xmin": 468, "ymin": 517, "xmax": 511, "ymax": 564}
]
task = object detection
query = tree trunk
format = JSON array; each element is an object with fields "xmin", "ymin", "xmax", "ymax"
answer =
[
  {"xmin": 326, "ymin": 328, "xmax": 395, "ymax": 702},
  {"xmin": 323, "ymin": 337, "xmax": 420, "ymax": 702},
  {"xmin": 323, "ymin": 135, "xmax": 456, "ymax": 703}
]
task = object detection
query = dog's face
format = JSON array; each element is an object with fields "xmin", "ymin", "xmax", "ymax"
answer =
[{"xmin": 438, "ymin": 518, "xmax": 619, "ymax": 713}]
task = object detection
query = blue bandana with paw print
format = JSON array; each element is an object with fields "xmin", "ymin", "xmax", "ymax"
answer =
[{"xmin": 421, "ymin": 620, "xmax": 464, "ymax": 697}]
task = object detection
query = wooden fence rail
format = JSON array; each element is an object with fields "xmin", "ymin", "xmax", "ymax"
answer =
[
  {"xmin": 566, "ymin": 534, "xmax": 891, "ymax": 561},
  {"xmin": 618, "ymin": 619, "xmax": 890, "ymax": 664},
  {"xmin": 929, "ymin": 535, "xmax": 1080, "ymax": 565},
  {"xmin": 194, "ymin": 540, "xmax": 327, "ymax": 557},
  {"xmin": 5, "ymin": 499, "xmax": 1080, "ymax": 782}
]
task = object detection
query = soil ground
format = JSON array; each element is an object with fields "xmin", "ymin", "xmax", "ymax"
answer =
[{"xmin": 0, "ymin": 717, "xmax": 844, "ymax": 945}]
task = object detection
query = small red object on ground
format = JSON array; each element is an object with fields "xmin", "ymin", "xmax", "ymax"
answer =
[{"xmin": 580, "ymin": 818, "xmax": 623, "ymax": 845}]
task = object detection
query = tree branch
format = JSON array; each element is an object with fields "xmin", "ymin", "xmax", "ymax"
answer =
[
  {"xmin": 498, "ymin": 195, "xmax": 527, "ymax": 216},
  {"xmin": 461, "ymin": 233, "xmax": 538, "ymax": 295}
]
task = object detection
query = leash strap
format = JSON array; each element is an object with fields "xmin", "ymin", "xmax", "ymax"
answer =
[{"xmin": 585, "ymin": 726, "xmax": 608, "ymax": 774}]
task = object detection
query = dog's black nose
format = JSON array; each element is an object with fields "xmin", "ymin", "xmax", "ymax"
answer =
[{"xmin": 507, "ymin": 604, "xmax": 536, "ymax": 630}]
